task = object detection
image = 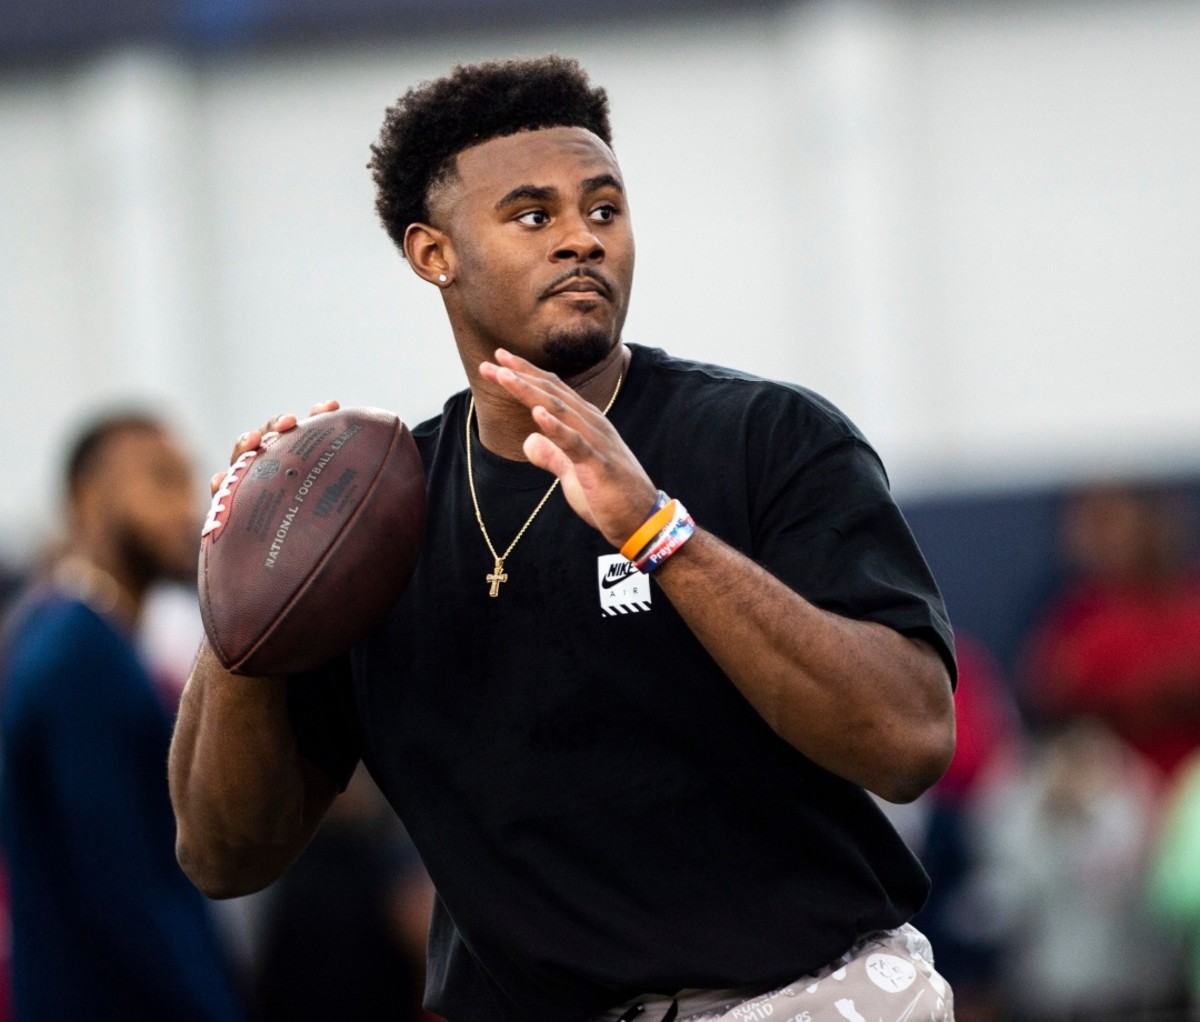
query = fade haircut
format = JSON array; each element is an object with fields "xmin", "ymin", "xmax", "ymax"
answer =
[{"xmin": 368, "ymin": 55, "xmax": 612, "ymax": 256}]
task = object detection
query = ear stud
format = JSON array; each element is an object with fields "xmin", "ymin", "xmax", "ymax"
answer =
[{"xmin": 438, "ymin": 274, "xmax": 448, "ymax": 283}]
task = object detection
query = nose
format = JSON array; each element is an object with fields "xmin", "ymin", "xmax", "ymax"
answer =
[{"xmin": 551, "ymin": 213, "xmax": 604, "ymax": 263}]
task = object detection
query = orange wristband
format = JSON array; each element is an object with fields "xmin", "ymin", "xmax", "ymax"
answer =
[{"xmin": 620, "ymin": 495, "xmax": 677, "ymax": 561}]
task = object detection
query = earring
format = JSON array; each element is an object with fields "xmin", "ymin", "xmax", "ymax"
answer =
[{"xmin": 438, "ymin": 274, "xmax": 448, "ymax": 284}]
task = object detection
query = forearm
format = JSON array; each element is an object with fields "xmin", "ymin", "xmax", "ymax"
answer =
[
  {"xmin": 653, "ymin": 529, "xmax": 955, "ymax": 802},
  {"xmin": 168, "ymin": 640, "xmax": 335, "ymax": 898}
]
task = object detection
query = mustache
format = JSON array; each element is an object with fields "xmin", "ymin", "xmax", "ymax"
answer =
[{"xmin": 540, "ymin": 268, "xmax": 613, "ymax": 299}]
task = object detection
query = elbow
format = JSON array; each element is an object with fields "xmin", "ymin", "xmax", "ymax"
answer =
[
  {"xmin": 873, "ymin": 739, "xmax": 953, "ymax": 804},
  {"xmin": 873, "ymin": 705, "xmax": 957, "ymax": 805},
  {"xmin": 175, "ymin": 838, "xmax": 237, "ymax": 899},
  {"xmin": 175, "ymin": 831, "xmax": 282, "ymax": 901},
  {"xmin": 872, "ymin": 650, "xmax": 957, "ymax": 804}
]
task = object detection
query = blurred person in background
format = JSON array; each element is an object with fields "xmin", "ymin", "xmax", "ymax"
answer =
[
  {"xmin": 0, "ymin": 411, "xmax": 248, "ymax": 1022},
  {"xmin": 899, "ymin": 635, "xmax": 1022, "ymax": 1022},
  {"xmin": 1023, "ymin": 481, "xmax": 1200, "ymax": 781},
  {"xmin": 0, "ymin": 556, "xmax": 22, "ymax": 1022},
  {"xmin": 974, "ymin": 719, "xmax": 1181, "ymax": 1021},
  {"xmin": 0, "ymin": 564, "xmax": 20, "ymax": 623},
  {"xmin": 985, "ymin": 480, "xmax": 1200, "ymax": 1019},
  {"xmin": 1150, "ymin": 748, "xmax": 1200, "ymax": 1016}
]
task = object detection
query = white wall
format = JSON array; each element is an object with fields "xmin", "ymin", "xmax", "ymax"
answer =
[{"xmin": 3, "ymin": 0, "xmax": 1199, "ymax": 561}]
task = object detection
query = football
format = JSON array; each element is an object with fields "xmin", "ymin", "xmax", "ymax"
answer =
[{"xmin": 198, "ymin": 406, "xmax": 425, "ymax": 676}]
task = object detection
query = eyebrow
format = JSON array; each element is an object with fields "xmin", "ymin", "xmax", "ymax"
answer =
[
  {"xmin": 582, "ymin": 173, "xmax": 624, "ymax": 196},
  {"xmin": 493, "ymin": 174, "xmax": 625, "ymax": 211},
  {"xmin": 494, "ymin": 185, "xmax": 556, "ymax": 210}
]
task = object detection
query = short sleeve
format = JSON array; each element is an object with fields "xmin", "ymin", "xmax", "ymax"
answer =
[
  {"xmin": 751, "ymin": 434, "xmax": 957, "ymax": 686},
  {"xmin": 286, "ymin": 652, "xmax": 362, "ymax": 790}
]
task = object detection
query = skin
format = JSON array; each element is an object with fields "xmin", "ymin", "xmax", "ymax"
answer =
[
  {"xmin": 70, "ymin": 426, "xmax": 198, "ymax": 626},
  {"xmin": 170, "ymin": 125, "xmax": 955, "ymax": 900},
  {"xmin": 406, "ymin": 126, "xmax": 634, "ymax": 458}
]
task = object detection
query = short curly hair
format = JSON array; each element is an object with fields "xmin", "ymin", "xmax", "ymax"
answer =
[{"xmin": 368, "ymin": 55, "xmax": 612, "ymax": 256}]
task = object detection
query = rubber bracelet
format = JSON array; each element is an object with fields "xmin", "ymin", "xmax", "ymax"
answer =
[
  {"xmin": 620, "ymin": 491, "xmax": 674, "ymax": 561},
  {"xmin": 636, "ymin": 506, "xmax": 695, "ymax": 574},
  {"xmin": 634, "ymin": 497, "xmax": 688, "ymax": 566},
  {"xmin": 638, "ymin": 514, "xmax": 695, "ymax": 574}
]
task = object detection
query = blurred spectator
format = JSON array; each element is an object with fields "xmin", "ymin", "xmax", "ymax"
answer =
[
  {"xmin": 0, "ymin": 558, "xmax": 21, "ymax": 1022},
  {"xmin": 1023, "ymin": 481, "xmax": 1200, "ymax": 779},
  {"xmin": 133, "ymin": 579, "xmax": 272, "ymax": 984},
  {"xmin": 0, "ymin": 563, "xmax": 20, "ymax": 622},
  {"xmin": 907, "ymin": 635, "xmax": 1022, "ymax": 1022},
  {"xmin": 1149, "ymin": 750, "xmax": 1200, "ymax": 1012},
  {"xmin": 138, "ymin": 578, "xmax": 208, "ymax": 710},
  {"xmin": 0, "ymin": 410, "xmax": 247, "ymax": 1022},
  {"xmin": 0, "ymin": 859, "xmax": 9, "ymax": 1022},
  {"xmin": 252, "ymin": 764, "xmax": 439, "ymax": 1022},
  {"xmin": 975, "ymin": 720, "xmax": 1181, "ymax": 1021}
]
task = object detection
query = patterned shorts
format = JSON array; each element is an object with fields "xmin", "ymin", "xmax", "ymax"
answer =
[{"xmin": 599, "ymin": 924, "xmax": 955, "ymax": 1022}]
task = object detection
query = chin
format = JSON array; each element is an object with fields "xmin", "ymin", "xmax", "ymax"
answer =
[
  {"xmin": 161, "ymin": 558, "xmax": 199, "ymax": 588},
  {"xmin": 540, "ymin": 328, "xmax": 616, "ymax": 372},
  {"xmin": 118, "ymin": 525, "xmax": 197, "ymax": 590}
]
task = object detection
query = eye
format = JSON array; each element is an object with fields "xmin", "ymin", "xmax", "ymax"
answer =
[
  {"xmin": 516, "ymin": 209, "xmax": 549, "ymax": 226},
  {"xmin": 590, "ymin": 204, "xmax": 618, "ymax": 223}
]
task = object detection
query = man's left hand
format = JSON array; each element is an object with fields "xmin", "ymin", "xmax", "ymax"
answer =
[{"xmin": 479, "ymin": 348, "xmax": 658, "ymax": 550}]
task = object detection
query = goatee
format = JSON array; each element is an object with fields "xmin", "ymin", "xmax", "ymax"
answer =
[
  {"xmin": 117, "ymin": 523, "xmax": 195, "ymax": 591},
  {"xmin": 541, "ymin": 327, "xmax": 614, "ymax": 373}
]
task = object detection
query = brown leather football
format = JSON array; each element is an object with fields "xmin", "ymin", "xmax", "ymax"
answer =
[{"xmin": 198, "ymin": 406, "xmax": 425, "ymax": 676}]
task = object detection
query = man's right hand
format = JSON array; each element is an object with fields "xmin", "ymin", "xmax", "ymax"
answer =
[
  {"xmin": 209, "ymin": 401, "xmax": 340, "ymax": 496},
  {"xmin": 178, "ymin": 396, "xmax": 342, "ymax": 900}
]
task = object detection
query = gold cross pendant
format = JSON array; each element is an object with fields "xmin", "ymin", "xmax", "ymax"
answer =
[{"xmin": 486, "ymin": 558, "xmax": 508, "ymax": 597}]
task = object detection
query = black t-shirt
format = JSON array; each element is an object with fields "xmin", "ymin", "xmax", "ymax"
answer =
[{"xmin": 289, "ymin": 344, "xmax": 956, "ymax": 1022}]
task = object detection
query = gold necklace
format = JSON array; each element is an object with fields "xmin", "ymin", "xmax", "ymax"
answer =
[
  {"xmin": 52, "ymin": 555, "xmax": 137, "ymax": 624},
  {"xmin": 466, "ymin": 369, "xmax": 624, "ymax": 597}
]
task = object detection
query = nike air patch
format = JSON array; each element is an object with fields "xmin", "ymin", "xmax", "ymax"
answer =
[{"xmin": 597, "ymin": 553, "xmax": 652, "ymax": 616}]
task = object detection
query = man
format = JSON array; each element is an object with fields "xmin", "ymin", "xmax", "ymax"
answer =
[
  {"xmin": 0, "ymin": 413, "xmax": 247, "ymax": 1022},
  {"xmin": 1024, "ymin": 482, "xmax": 1200, "ymax": 779},
  {"xmin": 170, "ymin": 56, "xmax": 957, "ymax": 1022}
]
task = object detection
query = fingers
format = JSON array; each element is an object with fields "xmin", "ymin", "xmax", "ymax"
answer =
[
  {"xmin": 480, "ymin": 353, "xmax": 597, "ymax": 427},
  {"xmin": 523, "ymin": 406, "xmax": 592, "ymax": 475},
  {"xmin": 227, "ymin": 413, "xmax": 292, "ymax": 465},
  {"xmin": 214, "ymin": 401, "xmax": 338, "ymax": 496},
  {"xmin": 225, "ymin": 399, "xmax": 338, "ymax": 462},
  {"xmin": 479, "ymin": 350, "xmax": 654, "ymax": 546},
  {"xmin": 493, "ymin": 346, "xmax": 552, "ymax": 378},
  {"xmin": 492, "ymin": 350, "xmax": 582, "ymax": 406},
  {"xmin": 479, "ymin": 352, "xmax": 617, "ymax": 475},
  {"xmin": 529, "ymin": 403, "xmax": 590, "ymax": 458}
]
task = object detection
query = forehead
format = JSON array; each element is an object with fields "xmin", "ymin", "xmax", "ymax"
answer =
[
  {"xmin": 104, "ymin": 428, "xmax": 189, "ymax": 473},
  {"xmin": 451, "ymin": 125, "xmax": 622, "ymax": 201},
  {"xmin": 73, "ymin": 426, "xmax": 189, "ymax": 498}
]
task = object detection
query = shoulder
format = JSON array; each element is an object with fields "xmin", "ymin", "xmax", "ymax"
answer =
[
  {"xmin": 628, "ymin": 344, "xmax": 874, "ymax": 462},
  {"xmin": 5, "ymin": 592, "xmax": 110, "ymax": 662},
  {"xmin": 2, "ymin": 593, "xmax": 128, "ymax": 707},
  {"xmin": 409, "ymin": 392, "xmax": 469, "ymax": 465}
]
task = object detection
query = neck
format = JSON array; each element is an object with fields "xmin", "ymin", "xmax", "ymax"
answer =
[
  {"xmin": 467, "ymin": 343, "xmax": 629, "ymax": 461},
  {"xmin": 55, "ymin": 547, "xmax": 144, "ymax": 628}
]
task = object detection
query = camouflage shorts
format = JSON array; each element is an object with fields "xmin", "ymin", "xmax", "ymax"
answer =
[{"xmin": 600, "ymin": 924, "xmax": 955, "ymax": 1022}]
